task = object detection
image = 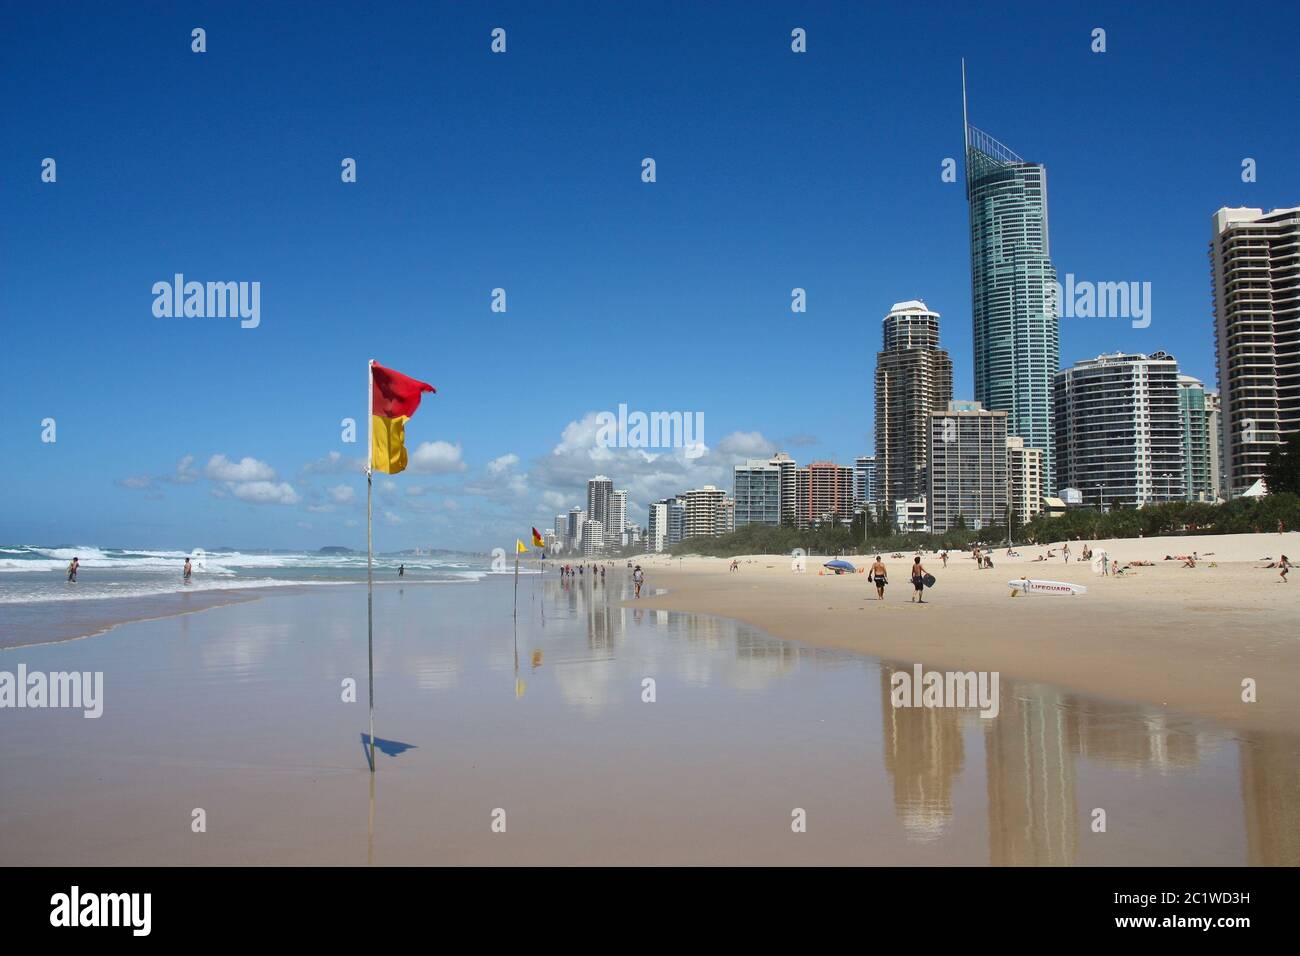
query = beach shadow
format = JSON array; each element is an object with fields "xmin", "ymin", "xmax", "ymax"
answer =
[{"xmin": 360, "ymin": 733, "xmax": 417, "ymax": 768}]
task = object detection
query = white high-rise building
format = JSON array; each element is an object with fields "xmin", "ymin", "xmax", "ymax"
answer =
[
  {"xmin": 768, "ymin": 451, "xmax": 798, "ymax": 526},
  {"xmin": 853, "ymin": 455, "xmax": 878, "ymax": 515},
  {"xmin": 581, "ymin": 518, "xmax": 604, "ymax": 557},
  {"xmin": 733, "ymin": 459, "xmax": 781, "ymax": 526},
  {"xmin": 927, "ymin": 401, "xmax": 1008, "ymax": 533},
  {"xmin": 681, "ymin": 485, "xmax": 728, "ymax": 538},
  {"xmin": 586, "ymin": 476, "xmax": 613, "ymax": 538},
  {"xmin": 609, "ymin": 489, "xmax": 628, "ymax": 545},
  {"xmin": 1006, "ymin": 436, "xmax": 1044, "ymax": 525},
  {"xmin": 1210, "ymin": 206, "xmax": 1300, "ymax": 496},
  {"xmin": 647, "ymin": 498, "xmax": 685, "ymax": 553},
  {"xmin": 1055, "ymin": 351, "xmax": 1186, "ymax": 509}
]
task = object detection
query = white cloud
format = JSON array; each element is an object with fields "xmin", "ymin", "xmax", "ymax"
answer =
[
  {"xmin": 206, "ymin": 454, "xmax": 276, "ymax": 482},
  {"xmin": 301, "ymin": 451, "xmax": 366, "ymax": 475},
  {"xmin": 382, "ymin": 510, "xmax": 404, "ymax": 525},
  {"xmin": 171, "ymin": 454, "xmax": 200, "ymax": 484},
  {"xmin": 409, "ymin": 441, "xmax": 467, "ymax": 474},
  {"xmin": 229, "ymin": 481, "xmax": 300, "ymax": 505},
  {"xmin": 327, "ymin": 484, "xmax": 355, "ymax": 504},
  {"xmin": 487, "ymin": 453, "xmax": 519, "ymax": 474},
  {"xmin": 717, "ymin": 431, "xmax": 775, "ymax": 459},
  {"xmin": 118, "ymin": 475, "xmax": 152, "ymax": 489}
]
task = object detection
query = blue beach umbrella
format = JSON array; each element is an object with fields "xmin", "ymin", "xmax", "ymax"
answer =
[{"xmin": 823, "ymin": 560, "xmax": 857, "ymax": 574}]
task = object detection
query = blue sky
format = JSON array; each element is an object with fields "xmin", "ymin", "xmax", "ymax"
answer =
[{"xmin": 3, "ymin": 1, "xmax": 1298, "ymax": 551}]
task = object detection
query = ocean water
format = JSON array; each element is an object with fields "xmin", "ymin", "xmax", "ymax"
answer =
[
  {"xmin": 0, "ymin": 545, "xmax": 489, "ymax": 604},
  {"xmin": 1, "ymin": 572, "xmax": 1296, "ymax": 865},
  {"xmin": 0, "ymin": 544, "xmax": 514, "ymax": 648}
]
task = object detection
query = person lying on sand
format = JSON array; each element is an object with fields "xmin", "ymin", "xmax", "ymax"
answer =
[
  {"xmin": 1182, "ymin": 556, "xmax": 1196, "ymax": 568},
  {"xmin": 1127, "ymin": 560, "xmax": 1153, "ymax": 567}
]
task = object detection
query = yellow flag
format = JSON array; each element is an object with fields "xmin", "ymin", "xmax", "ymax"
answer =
[{"xmin": 516, "ymin": 539, "xmax": 528, "ymax": 553}]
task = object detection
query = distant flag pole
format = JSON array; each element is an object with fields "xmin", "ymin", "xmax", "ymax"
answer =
[
  {"xmin": 366, "ymin": 360, "xmax": 375, "ymax": 771},
  {"xmin": 365, "ymin": 359, "xmax": 435, "ymax": 773},
  {"xmin": 513, "ymin": 538, "xmax": 528, "ymax": 618},
  {"xmin": 531, "ymin": 527, "xmax": 546, "ymax": 605}
]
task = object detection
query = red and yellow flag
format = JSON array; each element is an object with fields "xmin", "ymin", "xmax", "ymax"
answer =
[
  {"xmin": 531, "ymin": 527, "xmax": 545, "ymax": 548},
  {"xmin": 370, "ymin": 362, "xmax": 435, "ymax": 475}
]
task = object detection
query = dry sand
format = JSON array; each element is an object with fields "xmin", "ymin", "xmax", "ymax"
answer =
[{"xmin": 625, "ymin": 532, "xmax": 1300, "ymax": 735}]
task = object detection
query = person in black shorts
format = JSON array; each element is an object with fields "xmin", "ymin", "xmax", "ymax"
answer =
[
  {"xmin": 911, "ymin": 556, "xmax": 927, "ymax": 604},
  {"xmin": 870, "ymin": 556, "xmax": 888, "ymax": 600}
]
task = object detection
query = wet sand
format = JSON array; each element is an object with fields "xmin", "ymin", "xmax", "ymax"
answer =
[
  {"xmin": 629, "ymin": 533, "xmax": 1300, "ymax": 737},
  {"xmin": 2, "ymin": 570, "xmax": 1297, "ymax": 865}
]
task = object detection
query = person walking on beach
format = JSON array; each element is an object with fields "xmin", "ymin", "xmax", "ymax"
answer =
[
  {"xmin": 183, "ymin": 557, "xmax": 192, "ymax": 584},
  {"xmin": 66, "ymin": 557, "xmax": 79, "ymax": 583},
  {"xmin": 870, "ymin": 556, "xmax": 888, "ymax": 600},
  {"xmin": 940, "ymin": 551, "xmax": 948, "ymax": 568},
  {"xmin": 910, "ymin": 557, "xmax": 928, "ymax": 604},
  {"xmin": 632, "ymin": 565, "xmax": 644, "ymax": 598},
  {"xmin": 1063, "ymin": 543, "xmax": 1071, "ymax": 563},
  {"xmin": 1281, "ymin": 555, "xmax": 1291, "ymax": 583}
]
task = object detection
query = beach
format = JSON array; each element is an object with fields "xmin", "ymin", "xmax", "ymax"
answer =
[
  {"xmin": 630, "ymin": 532, "xmax": 1300, "ymax": 737},
  {"xmin": 1, "ymin": 536, "xmax": 1298, "ymax": 865}
]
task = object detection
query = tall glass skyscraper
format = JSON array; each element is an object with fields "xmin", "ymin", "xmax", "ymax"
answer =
[{"xmin": 964, "ymin": 68, "xmax": 1059, "ymax": 493}]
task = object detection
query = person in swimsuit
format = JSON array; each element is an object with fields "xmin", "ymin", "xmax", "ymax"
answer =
[
  {"xmin": 183, "ymin": 557, "xmax": 193, "ymax": 583},
  {"xmin": 632, "ymin": 565, "xmax": 644, "ymax": 598},
  {"xmin": 911, "ymin": 556, "xmax": 927, "ymax": 603},
  {"xmin": 870, "ymin": 556, "xmax": 887, "ymax": 600},
  {"xmin": 67, "ymin": 557, "xmax": 79, "ymax": 582},
  {"xmin": 398, "ymin": 563, "xmax": 405, "ymax": 577},
  {"xmin": 1281, "ymin": 555, "xmax": 1291, "ymax": 583}
]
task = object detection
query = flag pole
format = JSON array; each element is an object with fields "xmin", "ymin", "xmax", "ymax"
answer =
[
  {"xmin": 513, "ymin": 547, "xmax": 519, "ymax": 618},
  {"xmin": 366, "ymin": 358, "xmax": 376, "ymax": 773}
]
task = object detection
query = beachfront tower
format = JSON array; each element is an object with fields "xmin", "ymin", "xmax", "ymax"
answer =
[
  {"xmin": 1054, "ymin": 351, "xmax": 1186, "ymax": 509},
  {"xmin": 733, "ymin": 459, "xmax": 782, "ymax": 527},
  {"xmin": 927, "ymin": 400, "xmax": 1008, "ymax": 533},
  {"xmin": 964, "ymin": 64, "xmax": 1060, "ymax": 493},
  {"xmin": 1210, "ymin": 206, "xmax": 1300, "ymax": 497},
  {"xmin": 874, "ymin": 300, "xmax": 954, "ymax": 514}
]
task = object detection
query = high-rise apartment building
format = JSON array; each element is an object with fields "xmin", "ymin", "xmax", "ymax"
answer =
[
  {"xmin": 681, "ymin": 485, "xmax": 728, "ymax": 538},
  {"xmin": 580, "ymin": 518, "xmax": 604, "ymax": 557},
  {"xmin": 609, "ymin": 489, "xmax": 628, "ymax": 545},
  {"xmin": 1209, "ymin": 206, "xmax": 1300, "ymax": 496},
  {"xmin": 1055, "ymin": 352, "xmax": 1186, "ymax": 509},
  {"xmin": 733, "ymin": 459, "xmax": 782, "ymax": 527},
  {"xmin": 1177, "ymin": 375, "xmax": 1216, "ymax": 502},
  {"xmin": 586, "ymin": 476, "xmax": 613, "ymax": 539},
  {"xmin": 965, "ymin": 78, "xmax": 1060, "ymax": 492},
  {"xmin": 927, "ymin": 401, "xmax": 1008, "ymax": 533},
  {"xmin": 769, "ymin": 451, "xmax": 798, "ymax": 525},
  {"xmin": 795, "ymin": 461, "xmax": 856, "ymax": 527},
  {"xmin": 1206, "ymin": 391, "xmax": 1224, "ymax": 501},
  {"xmin": 647, "ymin": 497, "xmax": 686, "ymax": 553},
  {"xmin": 1005, "ymin": 436, "xmax": 1044, "ymax": 525},
  {"xmin": 854, "ymin": 455, "xmax": 878, "ymax": 515},
  {"xmin": 875, "ymin": 301, "xmax": 954, "ymax": 513},
  {"xmin": 566, "ymin": 507, "xmax": 585, "ymax": 551}
]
